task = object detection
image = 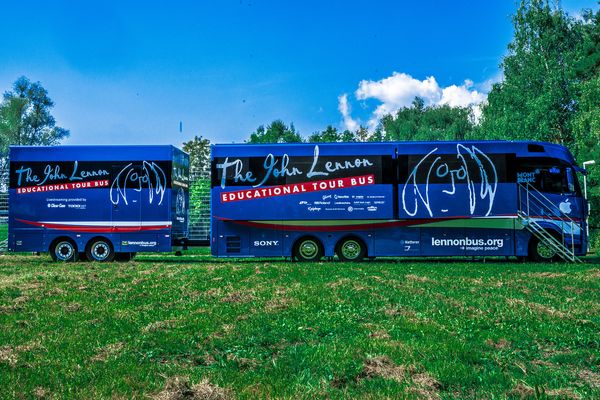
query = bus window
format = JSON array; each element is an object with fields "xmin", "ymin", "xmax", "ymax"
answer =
[{"xmin": 516, "ymin": 158, "xmax": 582, "ymax": 195}]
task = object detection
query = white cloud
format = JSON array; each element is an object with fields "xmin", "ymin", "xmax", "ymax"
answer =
[
  {"xmin": 338, "ymin": 71, "xmax": 491, "ymax": 131},
  {"xmin": 439, "ymin": 80, "xmax": 486, "ymax": 108},
  {"xmin": 337, "ymin": 93, "xmax": 359, "ymax": 131},
  {"xmin": 478, "ymin": 72, "xmax": 504, "ymax": 92}
]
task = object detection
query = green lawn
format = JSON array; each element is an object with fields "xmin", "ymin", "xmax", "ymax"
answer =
[{"xmin": 0, "ymin": 252, "xmax": 598, "ymax": 399}]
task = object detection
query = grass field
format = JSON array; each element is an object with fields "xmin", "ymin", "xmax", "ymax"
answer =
[{"xmin": 0, "ymin": 252, "xmax": 599, "ymax": 399}]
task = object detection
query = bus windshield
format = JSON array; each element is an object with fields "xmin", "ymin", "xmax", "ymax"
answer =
[{"xmin": 517, "ymin": 158, "xmax": 582, "ymax": 196}]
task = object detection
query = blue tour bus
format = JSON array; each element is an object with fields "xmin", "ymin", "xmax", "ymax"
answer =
[
  {"xmin": 8, "ymin": 145, "xmax": 189, "ymax": 261},
  {"xmin": 210, "ymin": 141, "xmax": 588, "ymax": 262}
]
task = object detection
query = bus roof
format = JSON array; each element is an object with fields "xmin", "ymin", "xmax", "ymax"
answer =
[
  {"xmin": 9, "ymin": 145, "xmax": 185, "ymax": 162},
  {"xmin": 211, "ymin": 140, "xmax": 576, "ymax": 165}
]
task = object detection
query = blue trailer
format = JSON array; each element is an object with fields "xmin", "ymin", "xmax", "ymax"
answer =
[
  {"xmin": 211, "ymin": 141, "xmax": 588, "ymax": 262},
  {"xmin": 9, "ymin": 145, "xmax": 189, "ymax": 261}
]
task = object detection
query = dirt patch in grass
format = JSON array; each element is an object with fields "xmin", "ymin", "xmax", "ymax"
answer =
[
  {"xmin": 405, "ymin": 274, "xmax": 433, "ymax": 283},
  {"xmin": 264, "ymin": 287, "xmax": 294, "ymax": 312},
  {"xmin": 143, "ymin": 319, "xmax": 177, "ymax": 333},
  {"xmin": 204, "ymin": 288, "xmax": 223, "ymax": 298},
  {"xmin": 91, "ymin": 342, "xmax": 125, "ymax": 362},
  {"xmin": 383, "ymin": 305, "xmax": 417, "ymax": 318},
  {"xmin": 531, "ymin": 359, "xmax": 554, "ymax": 368},
  {"xmin": 578, "ymin": 369, "xmax": 600, "ymax": 388},
  {"xmin": 206, "ymin": 324, "xmax": 235, "ymax": 342},
  {"xmin": 358, "ymin": 356, "xmax": 406, "ymax": 383},
  {"xmin": 525, "ymin": 272, "xmax": 567, "ymax": 279},
  {"xmin": 0, "ymin": 341, "xmax": 40, "ymax": 367},
  {"xmin": 65, "ymin": 302, "xmax": 83, "ymax": 312},
  {"xmin": 506, "ymin": 298, "xmax": 567, "ymax": 319},
  {"xmin": 226, "ymin": 354, "xmax": 258, "ymax": 370},
  {"xmin": 465, "ymin": 277, "xmax": 484, "ymax": 285},
  {"xmin": 264, "ymin": 296, "xmax": 293, "ymax": 312},
  {"xmin": 409, "ymin": 372, "xmax": 442, "ymax": 399},
  {"xmin": 546, "ymin": 388, "xmax": 581, "ymax": 399},
  {"xmin": 33, "ymin": 387, "xmax": 50, "ymax": 399},
  {"xmin": 152, "ymin": 376, "xmax": 231, "ymax": 400},
  {"xmin": 509, "ymin": 383, "xmax": 535, "ymax": 398},
  {"xmin": 12, "ymin": 295, "xmax": 30, "ymax": 304},
  {"xmin": 327, "ymin": 278, "xmax": 352, "ymax": 289},
  {"xmin": 44, "ymin": 287, "xmax": 66, "ymax": 296},
  {"xmin": 0, "ymin": 346, "xmax": 18, "ymax": 367},
  {"xmin": 221, "ymin": 291, "xmax": 255, "ymax": 304},
  {"xmin": 486, "ymin": 338, "xmax": 511, "ymax": 350},
  {"xmin": 0, "ymin": 304, "xmax": 23, "ymax": 314},
  {"xmin": 369, "ymin": 330, "xmax": 391, "ymax": 340},
  {"xmin": 584, "ymin": 269, "xmax": 600, "ymax": 279}
]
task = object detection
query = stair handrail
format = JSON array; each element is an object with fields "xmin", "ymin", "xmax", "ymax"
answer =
[{"xmin": 518, "ymin": 182, "xmax": 580, "ymax": 258}]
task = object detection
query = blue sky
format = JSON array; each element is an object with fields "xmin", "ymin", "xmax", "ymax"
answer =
[{"xmin": 0, "ymin": 0, "xmax": 596, "ymax": 145}]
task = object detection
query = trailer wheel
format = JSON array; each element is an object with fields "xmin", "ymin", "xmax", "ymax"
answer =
[
  {"xmin": 50, "ymin": 239, "xmax": 78, "ymax": 262},
  {"xmin": 336, "ymin": 237, "xmax": 366, "ymax": 262},
  {"xmin": 293, "ymin": 237, "xmax": 323, "ymax": 262},
  {"xmin": 86, "ymin": 238, "xmax": 115, "ymax": 262},
  {"xmin": 528, "ymin": 233, "xmax": 560, "ymax": 262}
]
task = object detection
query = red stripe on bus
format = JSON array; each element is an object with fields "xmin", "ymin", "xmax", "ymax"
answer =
[{"xmin": 15, "ymin": 219, "xmax": 170, "ymax": 233}]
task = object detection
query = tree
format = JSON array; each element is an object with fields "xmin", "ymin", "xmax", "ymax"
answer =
[
  {"xmin": 182, "ymin": 135, "xmax": 211, "ymax": 174},
  {"xmin": 354, "ymin": 126, "xmax": 372, "ymax": 142},
  {"xmin": 247, "ymin": 120, "xmax": 303, "ymax": 144},
  {"xmin": 380, "ymin": 97, "xmax": 474, "ymax": 141},
  {"xmin": 0, "ymin": 76, "xmax": 69, "ymax": 153},
  {"xmin": 340, "ymin": 129, "xmax": 356, "ymax": 142},
  {"xmin": 480, "ymin": 1, "xmax": 583, "ymax": 145},
  {"xmin": 308, "ymin": 125, "xmax": 342, "ymax": 142},
  {"xmin": 570, "ymin": 9, "xmax": 600, "ymax": 247},
  {"xmin": 0, "ymin": 96, "xmax": 28, "ymax": 160}
]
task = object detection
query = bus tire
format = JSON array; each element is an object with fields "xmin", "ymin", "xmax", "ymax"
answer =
[
  {"xmin": 528, "ymin": 233, "xmax": 560, "ymax": 262},
  {"xmin": 293, "ymin": 237, "xmax": 324, "ymax": 262},
  {"xmin": 86, "ymin": 238, "xmax": 115, "ymax": 262},
  {"xmin": 336, "ymin": 237, "xmax": 366, "ymax": 262},
  {"xmin": 50, "ymin": 238, "xmax": 78, "ymax": 262}
]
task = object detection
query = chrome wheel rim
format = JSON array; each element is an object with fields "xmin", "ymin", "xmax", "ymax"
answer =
[
  {"xmin": 341, "ymin": 240, "xmax": 361, "ymax": 260},
  {"xmin": 55, "ymin": 241, "xmax": 74, "ymax": 261},
  {"xmin": 299, "ymin": 240, "xmax": 318, "ymax": 259},
  {"xmin": 92, "ymin": 242, "xmax": 110, "ymax": 261}
]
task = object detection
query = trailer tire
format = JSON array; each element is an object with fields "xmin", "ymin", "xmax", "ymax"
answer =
[
  {"xmin": 50, "ymin": 238, "xmax": 78, "ymax": 262},
  {"xmin": 528, "ymin": 233, "xmax": 561, "ymax": 262},
  {"xmin": 293, "ymin": 237, "xmax": 324, "ymax": 262},
  {"xmin": 86, "ymin": 238, "xmax": 115, "ymax": 262},
  {"xmin": 336, "ymin": 237, "xmax": 366, "ymax": 262}
]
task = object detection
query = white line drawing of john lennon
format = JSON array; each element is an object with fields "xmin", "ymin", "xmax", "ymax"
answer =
[
  {"xmin": 402, "ymin": 144, "xmax": 498, "ymax": 218},
  {"xmin": 110, "ymin": 161, "xmax": 167, "ymax": 206}
]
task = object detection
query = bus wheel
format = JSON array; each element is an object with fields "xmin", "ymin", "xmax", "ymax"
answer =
[
  {"xmin": 50, "ymin": 239, "xmax": 78, "ymax": 262},
  {"xmin": 86, "ymin": 238, "xmax": 115, "ymax": 262},
  {"xmin": 294, "ymin": 237, "xmax": 323, "ymax": 262},
  {"xmin": 337, "ymin": 237, "xmax": 366, "ymax": 262},
  {"xmin": 528, "ymin": 235, "xmax": 559, "ymax": 262}
]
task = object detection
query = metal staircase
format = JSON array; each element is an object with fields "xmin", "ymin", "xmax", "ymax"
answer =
[{"xmin": 517, "ymin": 182, "xmax": 582, "ymax": 263}]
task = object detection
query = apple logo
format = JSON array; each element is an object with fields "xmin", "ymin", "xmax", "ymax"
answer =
[{"xmin": 559, "ymin": 199, "xmax": 572, "ymax": 214}]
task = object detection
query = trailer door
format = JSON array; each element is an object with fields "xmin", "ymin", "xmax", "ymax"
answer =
[{"xmin": 110, "ymin": 163, "xmax": 142, "ymax": 233}]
